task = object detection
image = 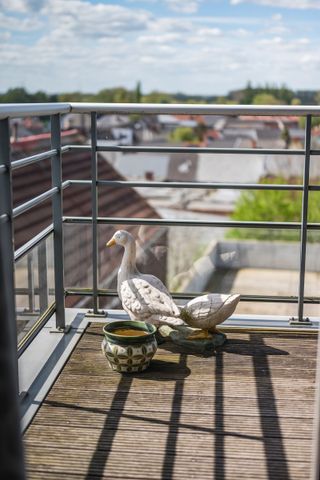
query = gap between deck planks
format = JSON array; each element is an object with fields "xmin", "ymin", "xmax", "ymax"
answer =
[{"xmin": 24, "ymin": 322, "xmax": 318, "ymax": 480}]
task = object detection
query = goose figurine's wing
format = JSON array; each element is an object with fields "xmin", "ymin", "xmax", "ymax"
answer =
[
  {"xmin": 120, "ymin": 278, "xmax": 180, "ymax": 319},
  {"xmin": 185, "ymin": 294, "xmax": 226, "ymax": 320},
  {"xmin": 183, "ymin": 293, "xmax": 240, "ymax": 330},
  {"xmin": 140, "ymin": 273, "xmax": 172, "ymax": 297}
]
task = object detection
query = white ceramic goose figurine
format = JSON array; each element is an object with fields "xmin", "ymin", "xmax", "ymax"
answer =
[{"xmin": 106, "ymin": 230, "xmax": 184, "ymax": 328}]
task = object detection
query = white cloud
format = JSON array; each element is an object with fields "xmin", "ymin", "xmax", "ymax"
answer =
[
  {"xmin": 0, "ymin": 0, "xmax": 45, "ymax": 12},
  {"xmin": 43, "ymin": 0, "xmax": 151, "ymax": 38},
  {"xmin": 230, "ymin": 0, "xmax": 320, "ymax": 8},
  {"xmin": 0, "ymin": 31, "xmax": 11, "ymax": 41},
  {"xmin": 0, "ymin": 11, "xmax": 42, "ymax": 31},
  {"xmin": 165, "ymin": 0, "xmax": 201, "ymax": 14}
]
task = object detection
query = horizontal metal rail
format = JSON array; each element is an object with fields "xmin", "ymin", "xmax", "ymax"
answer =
[
  {"xmin": 14, "ymin": 224, "xmax": 53, "ymax": 261},
  {"xmin": 97, "ymin": 145, "xmax": 306, "ymax": 155},
  {"xmin": 0, "ymin": 164, "xmax": 6, "ymax": 174},
  {"xmin": 66, "ymin": 178, "xmax": 304, "ymax": 191},
  {"xmin": 66, "ymin": 143, "xmax": 320, "ymax": 156},
  {"xmin": 98, "ymin": 179, "xmax": 304, "ymax": 191},
  {"xmin": 63, "ymin": 145, "xmax": 88, "ymax": 152},
  {"xmin": 70, "ymin": 102, "xmax": 320, "ymax": 116},
  {"xmin": 11, "ymin": 149, "xmax": 57, "ymax": 171},
  {"xmin": 63, "ymin": 178, "xmax": 320, "ymax": 192},
  {"xmin": 15, "ymin": 287, "xmax": 55, "ymax": 296},
  {"xmin": 65, "ymin": 288, "xmax": 320, "ymax": 304},
  {"xmin": 13, "ymin": 187, "xmax": 58, "ymax": 218},
  {"xmin": 0, "ymin": 103, "xmax": 70, "ymax": 119},
  {"xmin": 63, "ymin": 215, "xmax": 309, "ymax": 230}
]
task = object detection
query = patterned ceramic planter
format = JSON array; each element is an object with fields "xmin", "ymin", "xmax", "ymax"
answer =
[{"xmin": 101, "ymin": 320, "xmax": 158, "ymax": 373}]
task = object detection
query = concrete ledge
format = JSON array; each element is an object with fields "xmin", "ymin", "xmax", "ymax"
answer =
[{"xmin": 177, "ymin": 239, "xmax": 320, "ymax": 293}]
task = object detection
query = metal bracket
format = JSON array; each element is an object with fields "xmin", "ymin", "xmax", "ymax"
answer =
[
  {"xmin": 85, "ymin": 309, "xmax": 108, "ymax": 318},
  {"xmin": 50, "ymin": 325, "xmax": 72, "ymax": 333},
  {"xmin": 289, "ymin": 317, "xmax": 313, "ymax": 326}
]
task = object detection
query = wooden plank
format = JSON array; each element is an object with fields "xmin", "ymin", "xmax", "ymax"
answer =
[
  {"xmin": 32, "ymin": 405, "xmax": 314, "ymax": 439},
  {"xmin": 51, "ymin": 373, "xmax": 316, "ymax": 400},
  {"xmin": 24, "ymin": 424, "xmax": 312, "ymax": 463},
  {"xmin": 43, "ymin": 388, "xmax": 314, "ymax": 418},
  {"xmin": 25, "ymin": 445, "xmax": 310, "ymax": 480}
]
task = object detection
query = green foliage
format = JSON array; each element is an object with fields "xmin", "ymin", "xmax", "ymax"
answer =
[
  {"xmin": 299, "ymin": 116, "xmax": 320, "ymax": 129},
  {"xmin": 142, "ymin": 90, "xmax": 173, "ymax": 103},
  {"xmin": 252, "ymin": 93, "xmax": 284, "ymax": 105},
  {"xmin": 227, "ymin": 178, "xmax": 320, "ymax": 241},
  {"xmin": 0, "ymin": 87, "xmax": 57, "ymax": 103},
  {"xmin": 135, "ymin": 81, "xmax": 142, "ymax": 103},
  {"xmin": 169, "ymin": 126, "xmax": 198, "ymax": 143},
  {"xmin": 240, "ymin": 82, "xmax": 294, "ymax": 105},
  {"xmin": 58, "ymin": 91, "xmax": 93, "ymax": 102}
]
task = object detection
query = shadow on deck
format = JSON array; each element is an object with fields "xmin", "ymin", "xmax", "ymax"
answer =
[{"xmin": 24, "ymin": 323, "xmax": 317, "ymax": 479}]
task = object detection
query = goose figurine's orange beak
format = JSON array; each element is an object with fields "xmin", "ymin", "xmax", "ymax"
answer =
[{"xmin": 106, "ymin": 238, "xmax": 116, "ymax": 247}]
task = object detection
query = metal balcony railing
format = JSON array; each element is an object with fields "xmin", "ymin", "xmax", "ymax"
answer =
[{"xmin": 0, "ymin": 102, "xmax": 319, "ymax": 479}]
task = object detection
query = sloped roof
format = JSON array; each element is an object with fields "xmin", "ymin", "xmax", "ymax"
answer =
[
  {"xmin": 12, "ymin": 135, "xmax": 166, "ymax": 303},
  {"xmin": 12, "ymin": 139, "xmax": 160, "ymax": 248}
]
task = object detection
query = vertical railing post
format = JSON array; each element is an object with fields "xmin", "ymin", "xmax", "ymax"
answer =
[
  {"xmin": 27, "ymin": 252, "xmax": 35, "ymax": 313},
  {"xmin": 37, "ymin": 240, "xmax": 48, "ymax": 313},
  {"xmin": 0, "ymin": 118, "xmax": 26, "ymax": 478},
  {"xmin": 291, "ymin": 114, "xmax": 312, "ymax": 324},
  {"xmin": 86, "ymin": 112, "xmax": 106, "ymax": 317},
  {"xmin": 50, "ymin": 114, "xmax": 67, "ymax": 331}
]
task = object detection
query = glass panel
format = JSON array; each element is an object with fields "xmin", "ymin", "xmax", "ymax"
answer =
[
  {"xmin": 63, "ymin": 223, "xmax": 92, "ymax": 289},
  {"xmin": 15, "ymin": 234, "xmax": 53, "ymax": 345},
  {"xmin": 304, "ymin": 230, "xmax": 320, "ymax": 318},
  {"xmin": 98, "ymin": 224, "xmax": 301, "ymax": 317}
]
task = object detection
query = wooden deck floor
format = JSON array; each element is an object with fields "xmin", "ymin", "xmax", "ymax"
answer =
[{"xmin": 24, "ymin": 323, "xmax": 318, "ymax": 480}]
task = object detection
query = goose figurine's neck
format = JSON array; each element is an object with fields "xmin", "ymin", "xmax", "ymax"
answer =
[{"xmin": 118, "ymin": 238, "xmax": 138, "ymax": 298}]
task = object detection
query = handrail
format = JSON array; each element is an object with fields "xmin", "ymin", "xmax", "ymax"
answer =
[
  {"xmin": 0, "ymin": 103, "xmax": 70, "ymax": 119},
  {"xmin": 1, "ymin": 102, "xmax": 320, "ymax": 118},
  {"xmin": 70, "ymin": 102, "xmax": 320, "ymax": 116}
]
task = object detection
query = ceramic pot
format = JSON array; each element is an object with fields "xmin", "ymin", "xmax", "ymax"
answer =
[{"xmin": 101, "ymin": 320, "xmax": 157, "ymax": 373}]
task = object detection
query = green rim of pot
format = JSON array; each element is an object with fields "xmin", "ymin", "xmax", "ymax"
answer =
[{"xmin": 103, "ymin": 320, "xmax": 157, "ymax": 344}]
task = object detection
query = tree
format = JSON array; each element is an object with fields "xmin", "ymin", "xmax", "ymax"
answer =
[
  {"xmin": 135, "ymin": 81, "xmax": 142, "ymax": 103},
  {"xmin": 252, "ymin": 93, "xmax": 283, "ymax": 105},
  {"xmin": 142, "ymin": 90, "xmax": 173, "ymax": 103},
  {"xmin": 169, "ymin": 127, "xmax": 198, "ymax": 143},
  {"xmin": 227, "ymin": 177, "xmax": 320, "ymax": 242}
]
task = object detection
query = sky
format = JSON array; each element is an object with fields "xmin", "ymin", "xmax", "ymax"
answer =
[{"xmin": 0, "ymin": 0, "xmax": 320, "ymax": 95}]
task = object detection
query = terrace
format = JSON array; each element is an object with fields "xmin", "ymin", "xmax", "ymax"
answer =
[{"xmin": 0, "ymin": 102, "xmax": 319, "ymax": 480}]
